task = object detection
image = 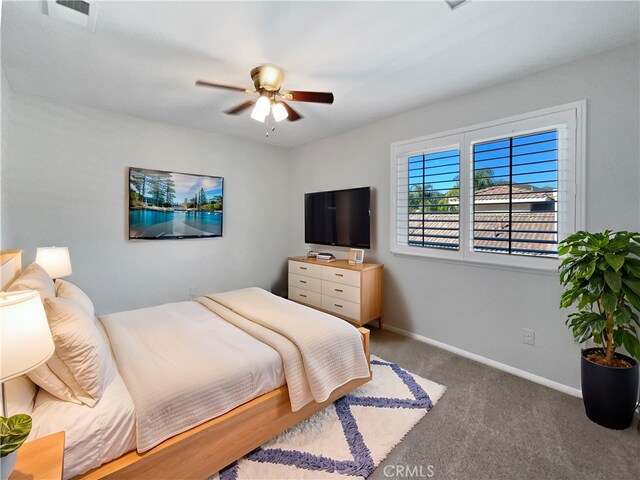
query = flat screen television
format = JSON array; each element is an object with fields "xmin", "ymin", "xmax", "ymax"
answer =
[
  {"xmin": 129, "ymin": 167, "xmax": 223, "ymax": 240},
  {"xmin": 305, "ymin": 187, "xmax": 371, "ymax": 249}
]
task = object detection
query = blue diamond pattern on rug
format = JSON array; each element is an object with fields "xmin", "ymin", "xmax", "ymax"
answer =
[{"xmin": 215, "ymin": 357, "xmax": 446, "ymax": 480}]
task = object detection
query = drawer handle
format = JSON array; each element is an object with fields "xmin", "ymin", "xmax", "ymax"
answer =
[
  {"xmin": 335, "ymin": 273, "xmax": 344, "ymax": 277},
  {"xmin": 299, "ymin": 294, "xmax": 307, "ymax": 298},
  {"xmin": 300, "ymin": 280, "xmax": 307, "ymax": 284},
  {"xmin": 300, "ymin": 267, "xmax": 307, "ymax": 270},
  {"xmin": 335, "ymin": 289, "xmax": 343, "ymax": 293},
  {"xmin": 334, "ymin": 304, "xmax": 343, "ymax": 308}
]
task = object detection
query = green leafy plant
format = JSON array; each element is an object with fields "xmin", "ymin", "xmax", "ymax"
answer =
[
  {"xmin": 0, "ymin": 414, "xmax": 32, "ymax": 457},
  {"xmin": 559, "ymin": 230, "xmax": 640, "ymax": 365}
]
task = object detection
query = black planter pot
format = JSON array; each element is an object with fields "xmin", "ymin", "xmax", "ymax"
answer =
[{"xmin": 581, "ymin": 347, "xmax": 639, "ymax": 430}]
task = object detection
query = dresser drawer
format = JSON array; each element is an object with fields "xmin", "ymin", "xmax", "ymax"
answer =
[
  {"xmin": 321, "ymin": 295, "xmax": 361, "ymax": 321},
  {"xmin": 321, "ymin": 266, "xmax": 361, "ymax": 287},
  {"xmin": 322, "ymin": 280, "xmax": 360, "ymax": 304},
  {"xmin": 288, "ymin": 260, "xmax": 322, "ymax": 279},
  {"xmin": 289, "ymin": 286, "xmax": 322, "ymax": 309},
  {"xmin": 288, "ymin": 273, "xmax": 322, "ymax": 293}
]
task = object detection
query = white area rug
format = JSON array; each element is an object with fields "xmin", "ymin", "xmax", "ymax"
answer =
[{"xmin": 214, "ymin": 356, "xmax": 446, "ymax": 480}]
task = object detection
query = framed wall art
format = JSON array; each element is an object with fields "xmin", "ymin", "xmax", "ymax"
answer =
[{"xmin": 129, "ymin": 167, "xmax": 223, "ymax": 240}]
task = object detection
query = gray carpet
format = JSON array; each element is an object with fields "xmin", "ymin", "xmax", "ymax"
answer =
[{"xmin": 368, "ymin": 329, "xmax": 640, "ymax": 480}]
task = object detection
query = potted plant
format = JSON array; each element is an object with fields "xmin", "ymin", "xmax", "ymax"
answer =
[
  {"xmin": 0, "ymin": 414, "xmax": 32, "ymax": 479},
  {"xmin": 559, "ymin": 230, "xmax": 640, "ymax": 429}
]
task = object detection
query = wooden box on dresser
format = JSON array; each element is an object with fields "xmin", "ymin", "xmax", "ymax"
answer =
[{"xmin": 288, "ymin": 257, "xmax": 384, "ymax": 328}]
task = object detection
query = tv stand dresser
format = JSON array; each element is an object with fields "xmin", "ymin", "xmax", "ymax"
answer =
[{"xmin": 288, "ymin": 257, "xmax": 384, "ymax": 328}]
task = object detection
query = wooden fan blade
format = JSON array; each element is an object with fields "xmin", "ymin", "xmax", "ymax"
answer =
[
  {"xmin": 224, "ymin": 100, "xmax": 255, "ymax": 115},
  {"xmin": 282, "ymin": 102, "xmax": 303, "ymax": 122},
  {"xmin": 282, "ymin": 90, "xmax": 334, "ymax": 104},
  {"xmin": 196, "ymin": 80, "xmax": 252, "ymax": 93}
]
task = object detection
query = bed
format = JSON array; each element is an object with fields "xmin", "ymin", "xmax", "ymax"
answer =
[{"xmin": 1, "ymin": 250, "xmax": 371, "ymax": 479}]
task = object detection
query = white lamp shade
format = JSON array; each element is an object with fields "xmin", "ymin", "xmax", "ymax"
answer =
[
  {"xmin": 0, "ymin": 290, "xmax": 54, "ymax": 382},
  {"xmin": 272, "ymin": 102, "xmax": 288, "ymax": 122},
  {"xmin": 35, "ymin": 247, "xmax": 72, "ymax": 279},
  {"xmin": 250, "ymin": 95, "xmax": 271, "ymax": 122}
]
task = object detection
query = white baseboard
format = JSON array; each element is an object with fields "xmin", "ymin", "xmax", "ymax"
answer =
[{"xmin": 384, "ymin": 325, "xmax": 582, "ymax": 399}]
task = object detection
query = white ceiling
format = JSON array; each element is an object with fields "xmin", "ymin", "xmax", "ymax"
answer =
[{"xmin": 2, "ymin": 1, "xmax": 639, "ymax": 147}]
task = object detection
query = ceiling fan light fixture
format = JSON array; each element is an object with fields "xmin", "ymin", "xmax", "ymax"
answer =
[
  {"xmin": 251, "ymin": 95, "xmax": 270, "ymax": 122},
  {"xmin": 262, "ymin": 67, "xmax": 278, "ymax": 84},
  {"xmin": 197, "ymin": 65, "xmax": 332, "ymax": 125},
  {"xmin": 250, "ymin": 109, "xmax": 267, "ymax": 123},
  {"xmin": 272, "ymin": 102, "xmax": 288, "ymax": 122},
  {"xmin": 251, "ymin": 65, "xmax": 284, "ymax": 92}
]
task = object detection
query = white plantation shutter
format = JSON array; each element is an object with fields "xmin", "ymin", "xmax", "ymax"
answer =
[
  {"xmin": 407, "ymin": 149, "xmax": 461, "ymax": 249},
  {"xmin": 465, "ymin": 108, "xmax": 578, "ymax": 268},
  {"xmin": 392, "ymin": 133, "xmax": 464, "ymax": 261},
  {"xmin": 471, "ymin": 130, "xmax": 560, "ymax": 256},
  {"xmin": 391, "ymin": 102, "xmax": 584, "ymax": 272}
]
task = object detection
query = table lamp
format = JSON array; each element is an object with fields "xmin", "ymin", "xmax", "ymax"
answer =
[
  {"xmin": 0, "ymin": 290, "xmax": 54, "ymax": 478},
  {"xmin": 35, "ymin": 246, "xmax": 72, "ymax": 280}
]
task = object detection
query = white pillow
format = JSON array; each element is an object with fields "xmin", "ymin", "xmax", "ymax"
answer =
[
  {"xmin": 3, "ymin": 376, "xmax": 38, "ymax": 416},
  {"xmin": 43, "ymin": 297, "xmax": 114, "ymax": 406},
  {"xmin": 7, "ymin": 263, "xmax": 55, "ymax": 301},
  {"xmin": 8, "ymin": 263, "xmax": 81, "ymax": 404},
  {"xmin": 45, "ymin": 351, "xmax": 97, "ymax": 406},
  {"xmin": 27, "ymin": 365, "xmax": 82, "ymax": 405},
  {"xmin": 55, "ymin": 279, "xmax": 95, "ymax": 317}
]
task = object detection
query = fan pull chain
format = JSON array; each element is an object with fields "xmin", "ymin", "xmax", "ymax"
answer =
[{"xmin": 265, "ymin": 114, "xmax": 276, "ymax": 138}]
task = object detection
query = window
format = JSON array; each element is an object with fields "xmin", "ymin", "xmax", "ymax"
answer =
[
  {"xmin": 391, "ymin": 102, "xmax": 585, "ymax": 272},
  {"xmin": 471, "ymin": 130, "xmax": 558, "ymax": 257},
  {"xmin": 408, "ymin": 148, "xmax": 460, "ymax": 249}
]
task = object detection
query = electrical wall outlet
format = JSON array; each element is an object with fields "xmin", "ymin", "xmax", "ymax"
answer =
[
  {"xmin": 523, "ymin": 328, "xmax": 535, "ymax": 346},
  {"xmin": 189, "ymin": 286, "xmax": 198, "ymax": 298}
]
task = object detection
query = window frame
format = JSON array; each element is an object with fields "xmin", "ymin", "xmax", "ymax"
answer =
[
  {"xmin": 391, "ymin": 133, "xmax": 464, "ymax": 262},
  {"xmin": 390, "ymin": 101, "xmax": 586, "ymax": 273}
]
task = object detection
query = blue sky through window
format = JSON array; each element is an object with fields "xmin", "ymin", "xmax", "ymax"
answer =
[
  {"xmin": 408, "ymin": 130, "xmax": 558, "ymax": 196},
  {"xmin": 409, "ymin": 149, "xmax": 460, "ymax": 194},
  {"xmin": 473, "ymin": 130, "xmax": 558, "ymax": 191}
]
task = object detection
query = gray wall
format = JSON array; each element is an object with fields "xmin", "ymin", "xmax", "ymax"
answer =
[
  {"xmin": 1, "ymin": 69, "xmax": 12, "ymax": 245},
  {"xmin": 287, "ymin": 43, "xmax": 640, "ymax": 390},
  {"xmin": 1, "ymin": 92, "xmax": 291, "ymax": 315}
]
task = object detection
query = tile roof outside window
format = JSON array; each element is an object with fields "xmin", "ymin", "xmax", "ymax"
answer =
[
  {"xmin": 410, "ymin": 186, "xmax": 558, "ymax": 255},
  {"xmin": 410, "ymin": 212, "xmax": 557, "ymax": 254},
  {"xmin": 449, "ymin": 185, "xmax": 557, "ymax": 203}
]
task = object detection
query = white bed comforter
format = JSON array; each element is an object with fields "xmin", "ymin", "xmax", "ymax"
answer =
[
  {"xmin": 100, "ymin": 288, "xmax": 369, "ymax": 454},
  {"xmin": 100, "ymin": 300, "xmax": 285, "ymax": 452},
  {"xmin": 200, "ymin": 287, "xmax": 371, "ymax": 409}
]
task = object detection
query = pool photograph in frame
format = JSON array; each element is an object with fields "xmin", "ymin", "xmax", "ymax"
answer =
[{"xmin": 129, "ymin": 167, "xmax": 223, "ymax": 240}]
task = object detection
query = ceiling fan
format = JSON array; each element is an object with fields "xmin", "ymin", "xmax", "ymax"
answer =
[{"xmin": 196, "ymin": 65, "xmax": 334, "ymax": 123}]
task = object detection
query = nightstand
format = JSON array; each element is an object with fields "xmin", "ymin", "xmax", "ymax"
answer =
[{"xmin": 10, "ymin": 431, "xmax": 65, "ymax": 480}]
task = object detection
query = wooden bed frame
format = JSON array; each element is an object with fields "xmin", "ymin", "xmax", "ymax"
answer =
[{"xmin": 0, "ymin": 250, "xmax": 371, "ymax": 479}]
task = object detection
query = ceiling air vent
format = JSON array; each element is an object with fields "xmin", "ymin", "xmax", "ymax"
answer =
[
  {"xmin": 445, "ymin": 0, "xmax": 469, "ymax": 10},
  {"xmin": 56, "ymin": 1, "xmax": 90, "ymax": 16},
  {"xmin": 44, "ymin": 0, "xmax": 98, "ymax": 31}
]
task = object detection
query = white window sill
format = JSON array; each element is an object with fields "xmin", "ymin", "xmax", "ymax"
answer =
[{"xmin": 390, "ymin": 247, "xmax": 559, "ymax": 276}]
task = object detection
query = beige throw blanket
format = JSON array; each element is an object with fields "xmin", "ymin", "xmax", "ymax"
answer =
[{"xmin": 198, "ymin": 288, "xmax": 371, "ymax": 411}]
